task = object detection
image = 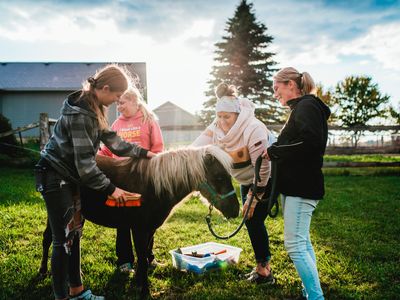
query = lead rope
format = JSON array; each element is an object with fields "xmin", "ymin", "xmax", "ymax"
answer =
[{"xmin": 205, "ymin": 155, "xmax": 265, "ymax": 240}]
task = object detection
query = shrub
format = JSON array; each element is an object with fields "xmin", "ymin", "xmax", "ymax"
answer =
[{"xmin": 0, "ymin": 114, "xmax": 20, "ymax": 157}]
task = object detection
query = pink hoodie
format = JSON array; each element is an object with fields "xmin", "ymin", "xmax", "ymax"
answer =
[
  {"xmin": 192, "ymin": 98, "xmax": 274, "ymax": 188},
  {"xmin": 98, "ymin": 111, "xmax": 164, "ymax": 158}
]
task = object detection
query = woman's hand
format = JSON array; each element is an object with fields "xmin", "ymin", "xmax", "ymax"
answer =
[
  {"xmin": 147, "ymin": 151, "xmax": 156, "ymax": 158},
  {"xmin": 262, "ymin": 148, "xmax": 270, "ymax": 160},
  {"xmin": 111, "ymin": 187, "xmax": 141, "ymax": 206}
]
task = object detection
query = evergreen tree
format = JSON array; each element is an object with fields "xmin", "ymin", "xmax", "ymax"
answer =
[
  {"xmin": 0, "ymin": 113, "xmax": 19, "ymax": 157},
  {"xmin": 199, "ymin": 0, "xmax": 282, "ymax": 125}
]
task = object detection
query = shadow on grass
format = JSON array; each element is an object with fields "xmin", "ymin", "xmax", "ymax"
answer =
[
  {"xmin": 310, "ymin": 176, "xmax": 400, "ymax": 300},
  {"xmin": 103, "ymin": 269, "xmax": 138, "ymax": 299},
  {"xmin": 0, "ymin": 272, "xmax": 53, "ymax": 300},
  {"xmin": 148, "ymin": 264, "xmax": 294, "ymax": 300}
]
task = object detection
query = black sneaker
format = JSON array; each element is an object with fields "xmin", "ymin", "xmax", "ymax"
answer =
[{"xmin": 245, "ymin": 269, "xmax": 275, "ymax": 285}]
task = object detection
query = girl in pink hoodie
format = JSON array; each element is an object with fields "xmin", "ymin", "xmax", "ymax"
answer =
[
  {"xmin": 98, "ymin": 87, "xmax": 164, "ymax": 273},
  {"xmin": 98, "ymin": 88, "xmax": 164, "ymax": 157}
]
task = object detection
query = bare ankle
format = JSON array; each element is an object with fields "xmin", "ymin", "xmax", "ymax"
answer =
[{"xmin": 257, "ymin": 262, "xmax": 271, "ymax": 275}]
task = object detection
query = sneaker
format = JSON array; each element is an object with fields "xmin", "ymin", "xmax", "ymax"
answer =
[
  {"xmin": 148, "ymin": 259, "xmax": 166, "ymax": 271},
  {"xmin": 242, "ymin": 267, "xmax": 257, "ymax": 279},
  {"xmin": 118, "ymin": 262, "xmax": 135, "ymax": 274},
  {"xmin": 69, "ymin": 289, "xmax": 105, "ymax": 300},
  {"xmin": 245, "ymin": 269, "xmax": 275, "ymax": 285}
]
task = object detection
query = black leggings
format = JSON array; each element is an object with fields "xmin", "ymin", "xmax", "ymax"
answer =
[
  {"xmin": 37, "ymin": 167, "xmax": 83, "ymax": 299},
  {"xmin": 241, "ymin": 184, "xmax": 271, "ymax": 264}
]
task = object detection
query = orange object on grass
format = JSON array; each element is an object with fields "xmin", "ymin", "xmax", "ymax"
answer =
[
  {"xmin": 105, "ymin": 194, "xmax": 142, "ymax": 207},
  {"xmin": 184, "ymin": 249, "xmax": 227, "ymax": 258}
]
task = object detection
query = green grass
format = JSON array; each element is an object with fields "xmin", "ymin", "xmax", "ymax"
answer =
[
  {"xmin": 323, "ymin": 154, "xmax": 400, "ymax": 176},
  {"xmin": 0, "ymin": 168, "xmax": 399, "ymax": 299},
  {"xmin": 324, "ymin": 154, "xmax": 400, "ymax": 163},
  {"xmin": 323, "ymin": 166, "xmax": 400, "ymax": 176}
]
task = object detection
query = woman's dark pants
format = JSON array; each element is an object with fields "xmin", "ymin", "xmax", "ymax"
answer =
[
  {"xmin": 241, "ymin": 184, "xmax": 271, "ymax": 264},
  {"xmin": 36, "ymin": 167, "xmax": 83, "ymax": 299}
]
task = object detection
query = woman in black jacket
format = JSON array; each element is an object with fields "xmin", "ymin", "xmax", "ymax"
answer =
[{"xmin": 263, "ymin": 67, "xmax": 330, "ymax": 300}]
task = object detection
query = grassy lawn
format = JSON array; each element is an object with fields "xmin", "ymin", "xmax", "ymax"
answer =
[
  {"xmin": 324, "ymin": 154, "xmax": 400, "ymax": 163},
  {"xmin": 0, "ymin": 167, "xmax": 399, "ymax": 299}
]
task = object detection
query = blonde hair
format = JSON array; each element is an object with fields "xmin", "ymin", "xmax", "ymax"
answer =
[
  {"xmin": 215, "ymin": 82, "xmax": 237, "ymax": 99},
  {"xmin": 145, "ymin": 145, "xmax": 232, "ymax": 197},
  {"xmin": 274, "ymin": 67, "xmax": 316, "ymax": 96},
  {"xmin": 81, "ymin": 64, "xmax": 130, "ymax": 130},
  {"xmin": 122, "ymin": 87, "xmax": 157, "ymax": 124}
]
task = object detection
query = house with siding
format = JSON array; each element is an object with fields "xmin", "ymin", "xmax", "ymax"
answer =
[
  {"xmin": 153, "ymin": 101, "xmax": 205, "ymax": 148},
  {"xmin": 0, "ymin": 62, "xmax": 146, "ymax": 137}
]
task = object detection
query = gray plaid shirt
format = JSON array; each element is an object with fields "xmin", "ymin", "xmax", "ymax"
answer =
[{"xmin": 41, "ymin": 91, "xmax": 148, "ymax": 194}]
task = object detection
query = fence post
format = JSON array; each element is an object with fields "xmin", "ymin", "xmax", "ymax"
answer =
[{"xmin": 39, "ymin": 113, "xmax": 50, "ymax": 150}]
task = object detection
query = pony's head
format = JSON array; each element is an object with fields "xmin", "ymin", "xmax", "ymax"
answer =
[
  {"xmin": 148, "ymin": 145, "xmax": 239, "ymax": 219},
  {"xmin": 199, "ymin": 146, "xmax": 240, "ymax": 218}
]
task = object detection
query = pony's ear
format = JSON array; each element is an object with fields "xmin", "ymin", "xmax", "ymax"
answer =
[{"xmin": 204, "ymin": 153, "xmax": 215, "ymax": 166}]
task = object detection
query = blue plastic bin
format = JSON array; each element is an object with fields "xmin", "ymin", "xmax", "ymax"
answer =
[{"xmin": 170, "ymin": 242, "xmax": 242, "ymax": 274}]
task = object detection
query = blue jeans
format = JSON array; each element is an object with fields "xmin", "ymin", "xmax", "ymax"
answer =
[
  {"xmin": 240, "ymin": 184, "xmax": 271, "ymax": 263},
  {"xmin": 282, "ymin": 195, "xmax": 324, "ymax": 300}
]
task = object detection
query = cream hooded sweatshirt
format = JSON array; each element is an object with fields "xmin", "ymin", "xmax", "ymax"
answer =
[{"xmin": 192, "ymin": 98, "xmax": 274, "ymax": 188}]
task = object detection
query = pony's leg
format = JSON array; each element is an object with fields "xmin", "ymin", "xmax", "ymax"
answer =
[
  {"xmin": 39, "ymin": 218, "xmax": 52, "ymax": 275},
  {"xmin": 132, "ymin": 228, "xmax": 150, "ymax": 298},
  {"xmin": 147, "ymin": 229, "xmax": 156, "ymax": 263}
]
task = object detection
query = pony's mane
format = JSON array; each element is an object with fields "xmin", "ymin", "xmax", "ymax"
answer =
[{"xmin": 139, "ymin": 145, "xmax": 232, "ymax": 197}]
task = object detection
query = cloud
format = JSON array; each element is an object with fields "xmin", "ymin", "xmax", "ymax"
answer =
[
  {"xmin": 1, "ymin": 0, "xmax": 399, "ymax": 111},
  {"xmin": 340, "ymin": 22, "xmax": 400, "ymax": 71},
  {"xmin": 0, "ymin": 0, "xmax": 236, "ymax": 43}
]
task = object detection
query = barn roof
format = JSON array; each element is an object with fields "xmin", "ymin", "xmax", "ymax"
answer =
[{"xmin": 0, "ymin": 62, "xmax": 146, "ymax": 91}]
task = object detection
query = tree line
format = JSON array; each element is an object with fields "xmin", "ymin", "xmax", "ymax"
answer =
[{"xmin": 199, "ymin": 0, "xmax": 400, "ymax": 133}]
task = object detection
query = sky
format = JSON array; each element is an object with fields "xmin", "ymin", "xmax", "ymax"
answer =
[{"xmin": 1, "ymin": 0, "xmax": 399, "ymax": 115}]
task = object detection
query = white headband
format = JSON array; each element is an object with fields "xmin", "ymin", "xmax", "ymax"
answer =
[{"xmin": 216, "ymin": 96, "xmax": 241, "ymax": 113}]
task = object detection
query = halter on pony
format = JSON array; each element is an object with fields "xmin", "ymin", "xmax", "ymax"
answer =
[{"xmin": 204, "ymin": 155, "xmax": 279, "ymax": 240}]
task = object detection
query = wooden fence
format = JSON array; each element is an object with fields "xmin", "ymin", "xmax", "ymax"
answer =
[
  {"xmin": 0, "ymin": 113, "xmax": 56, "ymax": 150},
  {"xmin": 1, "ymin": 116, "xmax": 399, "ymax": 158},
  {"xmin": 268, "ymin": 124, "xmax": 400, "ymax": 155}
]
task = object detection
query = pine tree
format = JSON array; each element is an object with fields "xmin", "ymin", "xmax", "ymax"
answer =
[{"xmin": 199, "ymin": 0, "xmax": 283, "ymax": 125}]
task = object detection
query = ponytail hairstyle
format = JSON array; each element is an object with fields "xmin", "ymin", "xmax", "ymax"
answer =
[
  {"xmin": 81, "ymin": 64, "xmax": 130, "ymax": 130},
  {"xmin": 274, "ymin": 67, "xmax": 316, "ymax": 96},
  {"xmin": 215, "ymin": 82, "xmax": 238, "ymax": 99},
  {"xmin": 122, "ymin": 87, "xmax": 157, "ymax": 124}
]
